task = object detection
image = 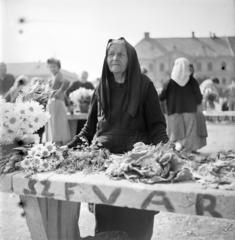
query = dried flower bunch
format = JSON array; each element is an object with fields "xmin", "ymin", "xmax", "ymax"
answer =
[{"xmin": 20, "ymin": 77, "xmax": 52, "ymax": 107}]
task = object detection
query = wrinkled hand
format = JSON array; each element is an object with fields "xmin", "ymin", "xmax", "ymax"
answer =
[
  {"xmin": 60, "ymin": 145, "xmax": 68, "ymax": 151},
  {"xmin": 67, "ymin": 136, "xmax": 88, "ymax": 149}
]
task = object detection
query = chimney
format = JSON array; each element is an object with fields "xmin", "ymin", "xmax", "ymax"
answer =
[
  {"xmin": 144, "ymin": 32, "xmax": 150, "ymax": 39},
  {"xmin": 191, "ymin": 31, "xmax": 195, "ymax": 38},
  {"xmin": 210, "ymin": 32, "xmax": 218, "ymax": 39},
  {"xmin": 212, "ymin": 33, "xmax": 218, "ymax": 39}
]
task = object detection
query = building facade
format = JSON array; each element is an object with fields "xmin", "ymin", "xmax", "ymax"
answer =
[{"xmin": 135, "ymin": 32, "xmax": 235, "ymax": 90}]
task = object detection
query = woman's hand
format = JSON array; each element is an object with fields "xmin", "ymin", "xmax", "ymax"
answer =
[
  {"xmin": 67, "ymin": 136, "xmax": 88, "ymax": 149},
  {"xmin": 60, "ymin": 145, "xmax": 68, "ymax": 151}
]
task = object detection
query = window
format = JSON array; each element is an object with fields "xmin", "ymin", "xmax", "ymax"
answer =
[
  {"xmin": 196, "ymin": 62, "xmax": 202, "ymax": 71},
  {"xmin": 160, "ymin": 63, "xmax": 164, "ymax": 72},
  {"xmin": 207, "ymin": 62, "xmax": 213, "ymax": 71},
  {"xmin": 221, "ymin": 62, "xmax": 226, "ymax": 71}
]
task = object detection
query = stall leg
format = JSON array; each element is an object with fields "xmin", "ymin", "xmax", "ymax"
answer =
[{"xmin": 20, "ymin": 195, "xmax": 81, "ymax": 240}]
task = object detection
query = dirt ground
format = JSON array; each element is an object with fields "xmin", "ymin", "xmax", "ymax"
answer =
[{"xmin": 0, "ymin": 122, "xmax": 235, "ymax": 240}]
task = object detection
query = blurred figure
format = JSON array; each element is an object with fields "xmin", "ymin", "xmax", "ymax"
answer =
[
  {"xmin": 80, "ymin": 70, "xmax": 94, "ymax": 89},
  {"xmin": 221, "ymin": 98, "xmax": 229, "ymax": 111},
  {"xmin": 5, "ymin": 75, "xmax": 29, "ymax": 102},
  {"xmin": 226, "ymin": 78, "xmax": 235, "ymax": 111},
  {"xmin": 66, "ymin": 70, "xmax": 94, "ymax": 96},
  {"xmin": 0, "ymin": 62, "xmax": 15, "ymax": 96},
  {"xmin": 159, "ymin": 58, "xmax": 207, "ymax": 152},
  {"xmin": 45, "ymin": 58, "xmax": 71, "ymax": 145},
  {"xmin": 200, "ymin": 77, "xmax": 220, "ymax": 110}
]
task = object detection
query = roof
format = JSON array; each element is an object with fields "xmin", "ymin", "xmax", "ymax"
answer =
[
  {"xmin": 6, "ymin": 62, "xmax": 79, "ymax": 81},
  {"xmin": 135, "ymin": 35, "xmax": 235, "ymax": 58}
]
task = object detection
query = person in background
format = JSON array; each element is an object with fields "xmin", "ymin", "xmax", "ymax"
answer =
[
  {"xmin": 200, "ymin": 77, "xmax": 220, "ymax": 110},
  {"xmin": 66, "ymin": 70, "xmax": 95, "ymax": 134},
  {"xmin": 5, "ymin": 75, "xmax": 29, "ymax": 102},
  {"xmin": 45, "ymin": 58, "xmax": 71, "ymax": 145},
  {"xmin": 64, "ymin": 38, "xmax": 168, "ymax": 240},
  {"xmin": 0, "ymin": 62, "xmax": 15, "ymax": 96},
  {"xmin": 226, "ymin": 78, "xmax": 235, "ymax": 111},
  {"xmin": 159, "ymin": 58, "xmax": 207, "ymax": 153},
  {"xmin": 80, "ymin": 70, "xmax": 94, "ymax": 89},
  {"xmin": 66, "ymin": 70, "xmax": 94, "ymax": 97}
]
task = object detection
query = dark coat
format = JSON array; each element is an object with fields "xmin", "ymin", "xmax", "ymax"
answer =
[{"xmin": 159, "ymin": 76, "xmax": 202, "ymax": 115}]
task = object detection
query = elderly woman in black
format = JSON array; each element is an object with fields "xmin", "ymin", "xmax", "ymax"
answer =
[{"xmin": 66, "ymin": 38, "xmax": 168, "ymax": 239}]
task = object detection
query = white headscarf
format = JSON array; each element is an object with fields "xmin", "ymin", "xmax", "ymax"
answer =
[{"xmin": 171, "ymin": 58, "xmax": 191, "ymax": 87}]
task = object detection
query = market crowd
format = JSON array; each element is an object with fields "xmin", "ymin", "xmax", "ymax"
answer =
[{"xmin": 0, "ymin": 38, "xmax": 235, "ymax": 239}]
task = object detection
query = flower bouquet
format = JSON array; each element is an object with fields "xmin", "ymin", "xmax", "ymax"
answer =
[
  {"xmin": 20, "ymin": 78, "xmax": 52, "ymax": 108},
  {"xmin": 0, "ymin": 97, "xmax": 50, "ymax": 146},
  {"xmin": 20, "ymin": 143, "xmax": 110, "ymax": 176},
  {"xmin": 69, "ymin": 88, "xmax": 94, "ymax": 113},
  {"xmin": 0, "ymin": 97, "xmax": 51, "ymax": 174},
  {"xmin": 20, "ymin": 142, "xmax": 64, "ymax": 176}
]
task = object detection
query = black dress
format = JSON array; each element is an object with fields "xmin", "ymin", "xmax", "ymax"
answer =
[{"xmin": 77, "ymin": 76, "xmax": 168, "ymax": 239}]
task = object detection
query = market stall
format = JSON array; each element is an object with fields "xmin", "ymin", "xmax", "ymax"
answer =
[
  {"xmin": 1, "ymin": 97, "xmax": 235, "ymax": 240},
  {"xmin": 67, "ymin": 113, "xmax": 88, "ymax": 138},
  {"xmin": 1, "ymin": 170, "xmax": 235, "ymax": 240}
]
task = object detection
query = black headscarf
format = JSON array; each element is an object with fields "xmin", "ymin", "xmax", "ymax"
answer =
[{"xmin": 96, "ymin": 37, "xmax": 142, "ymax": 119}]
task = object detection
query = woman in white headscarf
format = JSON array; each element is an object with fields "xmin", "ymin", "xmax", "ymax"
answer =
[{"xmin": 159, "ymin": 58, "xmax": 207, "ymax": 152}]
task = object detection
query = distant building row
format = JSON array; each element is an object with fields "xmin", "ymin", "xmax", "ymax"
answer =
[{"xmin": 135, "ymin": 32, "xmax": 235, "ymax": 89}]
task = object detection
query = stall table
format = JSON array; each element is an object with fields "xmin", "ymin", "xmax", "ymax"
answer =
[
  {"xmin": 203, "ymin": 111, "xmax": 235, "ymax": 122},
  {"xmin": 1, "ymin": 171, "xmax": 235, "ymax": 240},
  {"xmin": 67, "ymin": 113, "xmax": 88, "ymax": 138}
]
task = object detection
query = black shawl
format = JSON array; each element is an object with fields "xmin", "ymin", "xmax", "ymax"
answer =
[{"xmin": 96, "ymin": 37, "xmax": 142, "ymax": 119}]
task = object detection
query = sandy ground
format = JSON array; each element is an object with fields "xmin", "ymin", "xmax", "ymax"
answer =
[{"xmin": 0, "ymin": 122, "xmax": 235, "ymax": 240}]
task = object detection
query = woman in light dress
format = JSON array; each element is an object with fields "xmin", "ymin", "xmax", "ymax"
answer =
[{"xmin": 45, "ymin": 58, "xmax": 71, "ymax": 145}]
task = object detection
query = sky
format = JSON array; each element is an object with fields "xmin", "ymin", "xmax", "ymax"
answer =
[{"xmin": 1, "ymin": 0, "xmax": 235, "ymax": 80}]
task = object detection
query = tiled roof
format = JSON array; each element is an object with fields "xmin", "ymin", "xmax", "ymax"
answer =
[{"xmin": 135, "ymin": 36, "xmax": 235, "ymax": 58}]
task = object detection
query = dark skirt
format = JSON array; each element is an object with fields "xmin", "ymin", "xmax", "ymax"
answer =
[{"xmin": 95, "ymin": 204, "xmax": 156, "ymax": 240}]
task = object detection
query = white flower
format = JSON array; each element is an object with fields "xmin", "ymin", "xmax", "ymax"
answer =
[
  {"xmin": 45, "ymin": 142, "xmax": 56, "ymax": 153},
  {"xmin": 69, "ymin": 88, "xmax": 93, "ymax": 105},
  {"xmin": 21, "ymin": 157, "xmax": 33, "ymax": 169},
  {"xmin": 4, "ymin": 112, "xmax": 19, "ymax": 132},
  {"xmin": 40, "ymin": 160, "xmax": 52, "ymax": 172},
  {"xmin": 31, "ymin": 144, "xmax": 44, "ymax": 156},
  {"xmin": 41, "ymin": 148, "xmax": 50, "ymax": 158},
  {"xmin": 32, "ymin": 156, "xmax": 43, "ymax": 167}
]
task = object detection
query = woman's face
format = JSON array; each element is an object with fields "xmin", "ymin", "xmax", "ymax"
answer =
[
  {"xmin": 48, "ymin": 63, "xmax": 59, "ymax": 75},
  {"xmin": 107, "ymin": 43, "xmax": 128, "ymax": 74}
]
